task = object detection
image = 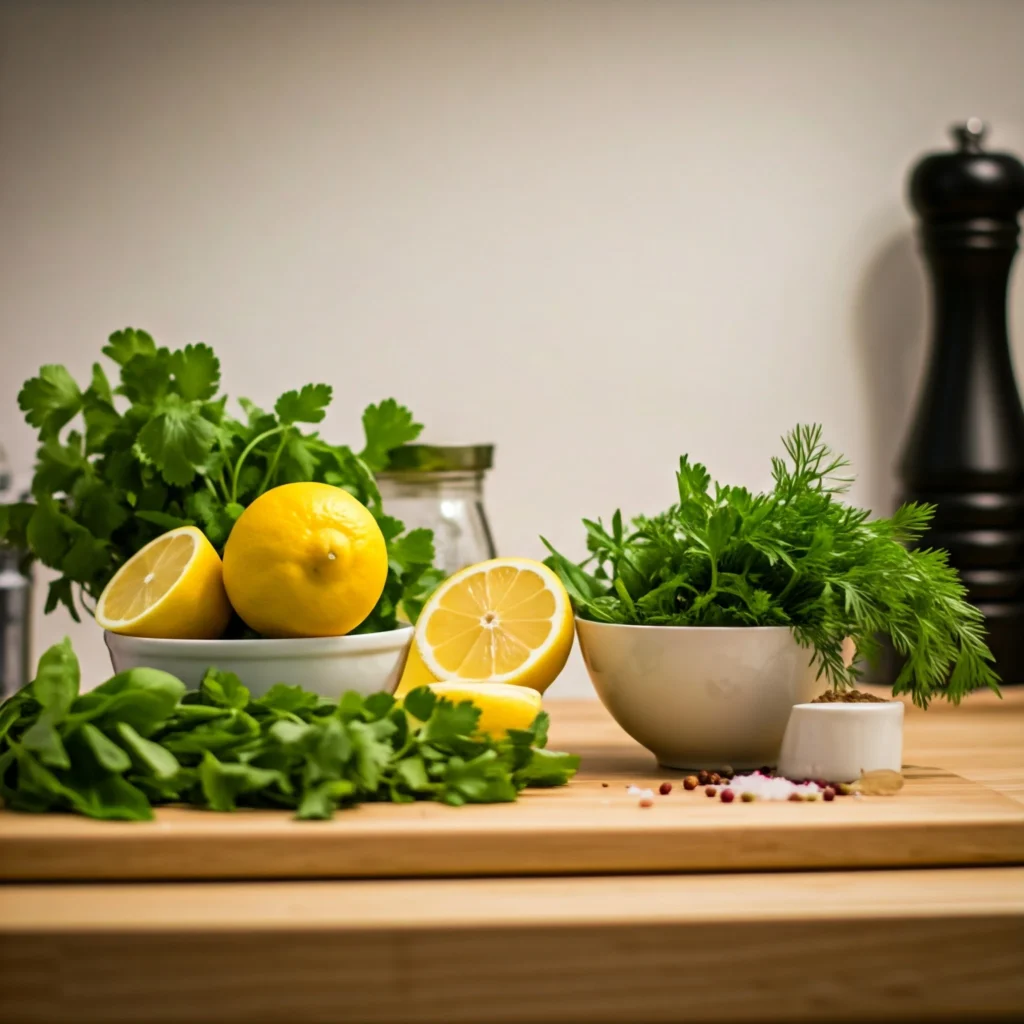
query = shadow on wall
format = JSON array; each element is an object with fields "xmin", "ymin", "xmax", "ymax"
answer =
[{"xmin": 854, "ymin": 230, "xmax": 928, "ymax": 517}]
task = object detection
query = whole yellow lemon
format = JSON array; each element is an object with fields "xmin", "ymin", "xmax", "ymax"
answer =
[{"xmin": 223, "ymin": 482, "xmax": 388, "ymax": 638}]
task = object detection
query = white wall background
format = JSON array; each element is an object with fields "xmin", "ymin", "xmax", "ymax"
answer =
[{"xmin": 2, "ymin": 0, "xmax": 1023, "ymax": 695}]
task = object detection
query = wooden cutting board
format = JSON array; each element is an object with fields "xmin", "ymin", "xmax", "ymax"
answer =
[{"xmin": 1, "ymin": 696, "xmax": 1021, "ymax": 881}]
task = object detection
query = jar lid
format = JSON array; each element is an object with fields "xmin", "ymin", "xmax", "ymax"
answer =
[{"xmin": 382, "ymin": 444, "xmax": 494, "ymax": 473}]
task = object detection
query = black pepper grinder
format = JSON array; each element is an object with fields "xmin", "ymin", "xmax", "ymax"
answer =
[{"xmin": 900, "ymin": 119, "xmax": 1024, "ymax": 684}]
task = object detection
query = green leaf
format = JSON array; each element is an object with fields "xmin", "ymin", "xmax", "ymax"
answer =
[
  {"xmin": 395, "ymin": 755, "xmax": 431, "ymax": 792},
  {"xmin": 70, "ymin": 775, "xmax": 153, "ymax": 821},
  {"xmin": 403, "ymin": 686, "xmax": 437, "ymax": 722},
  {"xmin": 275, "ymin": 383, "xmax": 333, "ymax": 425},
  {"xmin": 116, "ymin": 722, "xmax": 181, "ymax": 779},
  {"xmin": 32, "ymin": 637, "xmax": 79, "ymax": 721},
  {"xmin": 137, "ymin": 395, "xmax": 217, "ymax": 487},
  {"xmin": 32, "ymin": 436, "xmax": 89, "ymax": 497},
  {"xmin": 170, "ymin": 344, "xmax": 221, "ymax": 401},
  {"xmin": 119, "ymin": 349, "xmax": 171, "ymax": 403},
  {"xmin": 200, "ymin": 669, "xmax": 251, "ymax": 710},
  {"xmin": 18, "ymin": 365, "xmax": 83, "ymax": 438},
  {"xmin": 21, "ymin": 713, "xmax": 70, "ymax": 769},
  {"xmin": 256, "ymin": 683, "xmax": 320, "ymax": 714},
  {"xmin": 360, "ymin": 399, "xmax": 423, "ymax": 472},
  {"xmin": 442, "ymin": 750, "xmax": 517, "ymax": 804},
  {"xmin": 198, "ymin": 751, "xmax": 283, "ymax": 811},
  {"xmin": 85, "ymin": 667, "xmax": 187, "ymax": 736},
  {"xmin": 388, "ymin": 528, "xmax": 435, "ymax": 569},
  {"xmin": 135, "ymin": 510, "xmax": 195, "ymax": 530},
  {"xmin": 419, "ymin": 697, "xmax": 481, "ymax": 744},
  {"xmin": 81, "ymin": 723, "xmax": 132, "ymax": 772},
  {"xmin": 102, "ymin": 328, "xmax": 157, "ymax": 366},
  {"xmin": 513, "ymin": 747, "xmax": 581, "ymax": 787}
]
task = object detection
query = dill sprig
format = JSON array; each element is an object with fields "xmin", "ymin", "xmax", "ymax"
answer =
[{"xmin": 543, "ymin": 425, "xmax": 1000, "ymax": 708}]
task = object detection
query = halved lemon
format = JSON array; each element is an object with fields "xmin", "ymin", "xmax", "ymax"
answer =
[
  {"xmin": 428, "ymin": 682, "xmax": 542, "ymax": 739},
  {"xmin": 96, "ymin": 526, "xmax": 233, "ymax": 639},
  {"xmin": 415, "ymin": 557, "xmax": 574, "ymax": 693}
]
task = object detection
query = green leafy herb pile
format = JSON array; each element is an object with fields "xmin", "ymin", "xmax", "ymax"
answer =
[
  {"xmin": 0, "ymin": 639, "xmax": 579, "ymax": 821},
  {"xmin": 543, "ymin": 425, "xmax": 999, "ymax": 707},
  {"xmin": 0, "ymin": 328, "xmax": 443, "ymax": 632}
]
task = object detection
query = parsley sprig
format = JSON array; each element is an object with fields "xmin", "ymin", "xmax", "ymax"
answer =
[
  {"xmin": 0, "ymin": 328, "xmax": 443, "ymax": 632},
  {"xmin": 0, "ymin": 638, "xmax": 579, "ymax": 821},
  {"xmin": 543, "ymin": 425, "xmax": 999, "ymax": 708}
]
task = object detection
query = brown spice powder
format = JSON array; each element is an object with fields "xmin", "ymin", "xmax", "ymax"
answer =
[{"xmin": 811, "ymin": 688, "xmax": 891, "ymax": 704}]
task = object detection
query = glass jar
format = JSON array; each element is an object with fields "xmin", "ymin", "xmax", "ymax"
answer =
[{"xmin": 377, "ymin": 444, "xmax": 496, "ymax": 576}]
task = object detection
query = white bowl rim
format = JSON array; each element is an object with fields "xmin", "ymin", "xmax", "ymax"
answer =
[
  {"xmin": 790, "ymin": 700, "xmax": 901, "ymax": 710},
  {"xmin": 103, "ymin": 625, "xmax": 413, "ymax": 657},
  {"xmin": 574, "ymin": 618, "xmax": 800, "ymax": 634}
]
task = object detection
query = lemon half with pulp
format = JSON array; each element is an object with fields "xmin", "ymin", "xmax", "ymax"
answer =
[
  {"xmin": 96, "ymin": 526, "xmax": 232, "ymax": 639},
  {"xmin": 414, "ymin": 557, "xmax": 573, "ymax": 693}
]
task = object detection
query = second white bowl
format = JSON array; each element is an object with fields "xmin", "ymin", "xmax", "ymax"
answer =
[
  {"xmin": 104, "ymin": 627, "xmax": 414, "ymax": 699},
  {"xmin": 576, "ymin": 620, "xmax": 824, "ymax": 770}
]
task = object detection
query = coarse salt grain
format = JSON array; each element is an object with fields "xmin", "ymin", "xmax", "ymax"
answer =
[
  {"xmin": 627, "ymin": 786, "xmax": 655, "ymax": 801},
  {"xmin": 718, "ymin": 772, "xmax": 822, "ymax": 802}
]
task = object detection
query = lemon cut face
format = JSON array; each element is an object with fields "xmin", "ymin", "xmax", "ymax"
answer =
[
  {"xmin": 415, "ymin": 558, "xmax": 573, "ymax": 693},
  {"xmin": 96, "ymin": 526, "xmax": 232, "ymax": 639}
]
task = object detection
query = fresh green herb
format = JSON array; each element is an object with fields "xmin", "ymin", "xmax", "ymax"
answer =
[
  {"xmin": 543, "ymin": 425, "xmax": 999, "ymax": 708},
  {"xmin": 0, "ymin": 640, "xmax": 579, "ymax": 821},
  {"xmin": 0, "ymin": 329, "xmax": 443, "ymax": 632}
]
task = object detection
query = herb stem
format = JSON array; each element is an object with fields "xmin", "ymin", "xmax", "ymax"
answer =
[
  {"xmin": 258, "ymin": 430, "xmax": 291, "ymax": 495},
  {"xmin": 230, "ymin": 425, "xmax": 287, "ymax": 503}
]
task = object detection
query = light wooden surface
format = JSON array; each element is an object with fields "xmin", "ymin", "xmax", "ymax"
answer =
[
  {"xmin": 1, "ymin": 689, "xmax": 1022, "ymax": 881},
  {"xmin": 1, "ymin": 690, "xmax": 1022, "ymax": 1022},
  {"xmin": 1, "ymin": 869, "xmax": 1022, "ymax": 1022}
]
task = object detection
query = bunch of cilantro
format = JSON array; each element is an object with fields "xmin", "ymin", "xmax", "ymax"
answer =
[
  {"xmin": 0, "ymin": 328, "xmax": 443, "ymax": 632},
  {"xmin": 0, "ymin": 638, "xmax": 578, "ymax": 821},
  {"xmin": 543, "ymin": 425, "xmax": 1000, "ymax": 708}
]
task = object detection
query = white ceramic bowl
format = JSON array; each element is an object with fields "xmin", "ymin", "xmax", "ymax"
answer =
[
  {"xmin": 575, "ymin": 620, "xmax": 823, "ymax": 769},
  {"xmin": 104, "ymin": 627, "xmax": 414, "ymax": 699},
  {"xmin": 778, "ymin": 701, "xmax": 904, "ymax": 782}
]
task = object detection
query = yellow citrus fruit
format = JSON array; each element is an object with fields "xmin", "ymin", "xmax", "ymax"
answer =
[
  {"xmin": 96, "ymin": 526, "xmax": 232, "ymax": 639},
  {"xmin": 415, "ymin": 557, "xmax": 573, "ymax": 693},
  {"xmin": 222, "ymin": 482, "xmax": 387, "ymax": 638},
  {"xmin": 394, "ymin": 642, "xmax": 438, "ymax": 697},
  {"xmin": 428, "ymin": 682, "xmax": 542, "ymax": 739}
]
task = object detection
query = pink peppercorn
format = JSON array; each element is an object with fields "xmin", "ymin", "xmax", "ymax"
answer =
[
  {"xmin": 639, "ymin": 797, "xmax": 654, "ymax": 808},
  {"xmin": 720, "ymin": 788, "xmax": 735, "ymax": 803},
  {"xmin": 683, "ymin": 776, "xmax": 699, "ymax": 791},
  {"xmin": 659, "ymin": 782, "xmax": 673, "ymax": 795},
  {"xmin": 823, "ymin": 787, "xmax": 836, "ymax": 801},
  {"xmin": 705, "ymin": 786, "xmax": 717, "ymax": 797}
]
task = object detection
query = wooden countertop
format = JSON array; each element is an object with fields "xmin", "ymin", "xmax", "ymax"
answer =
[{"xmin": 1, "ymin": 689, "xmax": 1023, "ymax": 1022}]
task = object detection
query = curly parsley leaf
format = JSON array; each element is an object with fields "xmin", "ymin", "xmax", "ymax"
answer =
[
  {"xmin": 275, "ymin": 383, "xmax": 333, "ymax": 425},
  {"xmin": 18, "ymin": 365, "xmax": 82, "ymax": 439},
  {"xmin": 360, "ymin": 398, "xmax": 423, "ymax": 472}
]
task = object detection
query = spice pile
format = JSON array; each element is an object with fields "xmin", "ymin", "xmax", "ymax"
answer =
[
  {"xmin": 810, "ymin": 689, "xmax": 891, "ymax": 704},
  {"xmin": 628, "ymin": 767, "xmax": 860, "ymax": 806}
]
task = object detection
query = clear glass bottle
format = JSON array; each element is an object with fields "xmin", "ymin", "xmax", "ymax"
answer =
[{"xmin": 377, "ymin": 444, "xmax": 496, "ymax": 576}]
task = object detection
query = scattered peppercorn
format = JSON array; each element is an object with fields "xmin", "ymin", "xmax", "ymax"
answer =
[
  {"xmin": 721, "ymin": 768, "xmax": 735, "ymax": 780},
  {"xmin": 639, "ymin": 797, "xmax": 654, "ymax": 808},
  {"xmin": 697, "ymin": 770, "xmax": 710, "ymax": 786},
  {"xmin": 709, "ymin": 772, "xmax": 722, "ymax": 786},
  {"xmin": 823, "ymin": 787, "xmax": 836, "ymax": 801},
  {"xmin": 788, "ymin": 792, "xmax": 803, "ymax": 802},
  {"xmin": 683, "ymin": 775, "xmax": 699, "ymax": 791},
  {"xmin": 814, "ymin": 779, "xmax": 829, "ymax": 790},
  {"xmin": 836, "ymin": 783, "xmax": 852, "ymax": 796},
  {"xmin": 601, "ymin": 783, "xmax": 609, "ymax": 788},
  {"xmin": 720, "ymin": 788, "xmax": 735, "ymax": 803},
  {"xmin": 740, "ymin": 791, "xmax": 756, "ymax": 803},
  {"xmin": 759, "ymin": 766, "xmax": 773, "ymax": 776},
  {"xmin": 659, "ymin": 782, "xmax": 673, "ymax": 795},
  {"xmin": 805, "ymin": 792, "xmax": 820, "ymax": 802},
  {"xmin": 705, "ymin": 786, "xmax": 717, "ymax": 797}
]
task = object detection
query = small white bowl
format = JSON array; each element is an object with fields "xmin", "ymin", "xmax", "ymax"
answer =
[
  {"xmin": 104, "ymin": 627, "xmax": 414, "ymax": 699},
  {"xmin": 575, "ymin": 620, "xmax": 823, "ymax": 769},
  {"xmin": 777, "ymin": 701, "xmax": 904, "ymax": 783}
]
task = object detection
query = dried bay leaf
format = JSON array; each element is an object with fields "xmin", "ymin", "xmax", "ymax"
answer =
[{"xmin": 852, "ymin": 769, "xmax": 904, "ymax": 796}]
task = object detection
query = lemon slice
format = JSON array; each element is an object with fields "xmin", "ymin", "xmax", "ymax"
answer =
[
  {"xmin": 428, "ymin": 682, "xmax": 542, "ymax": 738},
  {"xmin": 96, "ymin": 526, "xmax": 233, "ymax": 639},
  {"xmin": 415, "ymin": 557, "xmax": 574, "ymax": 693}
]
